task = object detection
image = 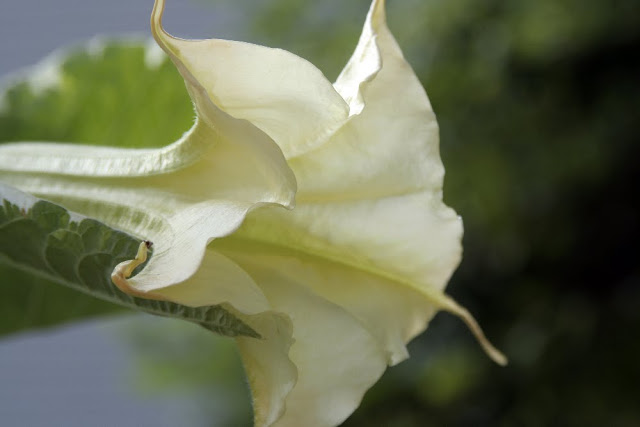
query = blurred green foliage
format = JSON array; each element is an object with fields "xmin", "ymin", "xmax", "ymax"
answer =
[
  {"xmin": 121, "ymin": 317, "xmax": 253, "ymax": 426},
  {"xmin": 0, "ymin": 43, "xmax": 193, "ymax": 148}
]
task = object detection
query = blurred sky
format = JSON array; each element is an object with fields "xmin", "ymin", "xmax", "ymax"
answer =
[
  {"xmin": 0, "ymin": 317, "xmax": 210, "ymax": 427},
  {"xmin": 0, "ymin": 0, "xmax": 244, "ymax": 75},
  {"xmin": 0, "ymin": 1, "xmax": 240, "ymax": 426}
]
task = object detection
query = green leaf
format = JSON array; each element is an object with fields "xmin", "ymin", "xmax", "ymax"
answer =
[
  {"xmin": 0, "ymin": 184, "xmax": 259, "ymax": 339},
  {"xmin": 0, "ymin": 41, "xmax": 193, "ymax": 148},
  {"xmin": 0, "ymin": 262, "xmax": 126, "ymax": 336},
  {"xmin": 0, "ymin": 41, "xmax": 188, "ymax": 336}
]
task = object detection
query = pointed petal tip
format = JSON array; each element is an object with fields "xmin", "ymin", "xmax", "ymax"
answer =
[
  {"xmin": 151, "ymin": 0, "xmax": 165, "ymax": 30},
  {"xmin": 370, "ymin": 0, "xmax": 387, "ymax": 25},
  {"xmin": 111, "ymin": 240, "xmax": 168, "ymax": 301},
  {"xmin": 449, "ymin": 299, "xmax": 508, "ymax": 366},
  {"xmin": 431, "ymin": 292, "xmax": 508, "ymax": 366},
  {"xmin": 151, "ymin": 0, "xmax": 173, "ymax": 54}
]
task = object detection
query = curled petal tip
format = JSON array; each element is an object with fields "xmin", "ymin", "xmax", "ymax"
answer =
[
  {"xmin": 370, "ymin": 0, "xmax": 387, "ymax": 23},
  {"xmin": 438, "ymin": 293, "xmax": 508, "ymax": 366},
  {"xmin": 458, "ymin": 306, "xmax": 508, "ymax": 366},
  {"xmin": 111, "ymin": 240, "xmax": 167, "ymax": 301},
  {"xmin": 151, "ymin": 0, "xmax": 165, "ymax": 28},
  {"xmin": 151, "ymin": 0, "xmax": 171, "ymax": 51}
]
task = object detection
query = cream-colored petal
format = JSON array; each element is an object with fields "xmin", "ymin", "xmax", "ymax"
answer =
[
  {"xmin": 332, "ymin": 0, "xmax": 383, "ymax": 116},
  {"xmin": 296, "ymin": 0, "xmax": 442, "ymax": 200},
  {"xmin": 151, "ymin": 0, "xmax": 349, "ymax": 159},
  {"xmin": 237, "ymin": 312, "xmax": 296, "ymax": 427},
  {"xmin": 217, "ymin": 238, "xmax": 436, "ymax": 366},
  {"xmin": 154, "ymin": 249, "xmax": 270, "ymax": 315},
  {"xmin": 238, "ymin": 194, "xmax": 461, "ymax": 293},
  {"xmin": 283, "ymin": 0, "xmax": 462, "ymax": 301},
  {"xmin": 227, "ymin": 0, "xmax": 506, "ymax": 366},
  {"xmin": 219, "ymin": 242, "xmax": 388, "ymax": 427},
  {"xmin": 272, "ymin": 0, "xmax": 460, "ymax": 291},
  {"xmin": 0, "ymin": 108, "xmax": 296, "ymax": 297}
]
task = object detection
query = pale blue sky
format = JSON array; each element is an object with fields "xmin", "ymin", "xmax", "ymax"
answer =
[{"xmin": 0, "ymin": 0, "xmax": 245, "ymax": 74}]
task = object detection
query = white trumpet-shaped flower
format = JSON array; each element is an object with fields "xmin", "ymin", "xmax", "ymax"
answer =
[{"xmin": 0, "ymin": 0, "xmax": 506, "ymax": 425}]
